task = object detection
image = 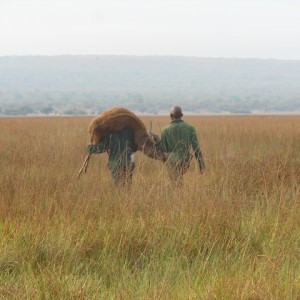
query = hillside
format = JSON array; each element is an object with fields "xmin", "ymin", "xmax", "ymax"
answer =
[{"xmin": 0, "ymin": 55, "xmax": 300, "ymax": 115}]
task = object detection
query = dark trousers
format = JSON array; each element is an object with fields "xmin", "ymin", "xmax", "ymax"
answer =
[
  {"xmin": 111, "ymin": 162, "xmax": 135, "ymax": 187},
  {"xmin": 167, "ymin": 159, "xmax": 190, "ymax": 186}
]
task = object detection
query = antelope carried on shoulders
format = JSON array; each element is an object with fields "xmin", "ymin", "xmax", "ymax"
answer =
[{"xmin": 77, "ymin": 107, "xmax": 166, "ymax": 178}]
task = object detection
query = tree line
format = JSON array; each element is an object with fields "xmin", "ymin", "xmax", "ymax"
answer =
[{"xmin": 0, "ymin": 55, "xmax": 299, "ymax": 115}]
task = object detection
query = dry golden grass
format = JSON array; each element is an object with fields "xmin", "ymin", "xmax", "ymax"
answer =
[{"xmin": 0, "ymin": 115, "xmax": 299, "ymax": 299}]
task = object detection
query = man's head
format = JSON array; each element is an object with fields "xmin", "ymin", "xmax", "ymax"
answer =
[{"xmin": 170, "ymin": 106, "xmax": 183, "ymax": 120}]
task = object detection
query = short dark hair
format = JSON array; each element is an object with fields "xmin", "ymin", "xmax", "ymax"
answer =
[{"xmin": 170, "ymin": 106, "xmax": 183, "ymax": 119}]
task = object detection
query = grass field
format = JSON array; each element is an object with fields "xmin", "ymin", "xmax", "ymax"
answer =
[{"xmin": 0, "ymin": 115, "xmax": 299, "ymax": 299}]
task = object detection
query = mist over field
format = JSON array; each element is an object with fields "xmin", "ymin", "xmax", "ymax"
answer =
[{"xmin": 1, "ymin": 55, "xmax": 300, "ymax": 116}]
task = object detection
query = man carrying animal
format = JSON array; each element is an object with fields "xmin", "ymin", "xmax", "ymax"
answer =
[
  {"xmin": 158, "ymin": 106, "xmax": 205, "ymax": 185},
  {"xmin": 87, "ymin": 128, "xmax": 138, "ymax": 187},
  {"xmin": 77, "ymin": 107, "xmax": 167, "ymax": 183}
]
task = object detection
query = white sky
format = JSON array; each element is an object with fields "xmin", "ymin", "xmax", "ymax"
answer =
[{"xmin": 0, "ymin": 0, "xmax": 299, "ymax": 59}]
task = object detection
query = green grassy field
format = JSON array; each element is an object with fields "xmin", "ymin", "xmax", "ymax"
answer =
[{"xmin": 0, "ymin": 115, "xmax": 299, "ymax": 299}]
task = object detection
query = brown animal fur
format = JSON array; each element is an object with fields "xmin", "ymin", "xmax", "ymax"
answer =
[
  {"xmin": 88, "ymin": 107, "xmax": 146, "ymax": 145},
  {"xmin": 88, "ymin": 107, "xmax": 165, "ymax": 159}
]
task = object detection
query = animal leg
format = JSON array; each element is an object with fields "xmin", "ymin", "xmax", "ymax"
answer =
[{"xmin": 77, "ymin": 153, "xmax": 91, "ymax": 179}]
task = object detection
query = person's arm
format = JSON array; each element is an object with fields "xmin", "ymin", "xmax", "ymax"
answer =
[
  {"xmin": 87, "ymin": 136, "xmax": 109, "ymax": 154},
  {"xmin": 190, "ymin": 128, "xmax": 205, "ymax": 173}
]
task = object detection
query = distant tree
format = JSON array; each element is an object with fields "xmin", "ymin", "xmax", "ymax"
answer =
[
  {"xmin": 40, "ymin": 106, "xmax": 55, "ymax": 114},
  {"xmin": 63, "ymin": 108, "xmax": 87, "ymax": 115},
  {"xmin": 4, "ymin": 106, "xmax": 34, "ymax": 115}
]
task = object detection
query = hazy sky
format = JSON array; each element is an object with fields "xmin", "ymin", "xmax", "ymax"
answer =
[{"xmin": 1, "ymin": 0, "xmax": 299, "ymax": 59}]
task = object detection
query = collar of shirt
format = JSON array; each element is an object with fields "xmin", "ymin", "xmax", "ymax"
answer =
[{"xmin": 171, "ymin": 119, "xmax": 184, "ymax": 124}]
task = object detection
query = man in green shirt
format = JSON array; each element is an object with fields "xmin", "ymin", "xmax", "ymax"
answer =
[
  {"xmin": 160, "ymin": 106, "xmax": 205, "ymax": 185},
  {"xmin": 87, "ymin": 128, "xmax": 138, "ymax": 187}
]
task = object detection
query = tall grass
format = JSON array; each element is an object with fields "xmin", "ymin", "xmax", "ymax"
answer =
[{"xmin": 0, "ymin": 115, "xmax": 299, "ymax": 299}]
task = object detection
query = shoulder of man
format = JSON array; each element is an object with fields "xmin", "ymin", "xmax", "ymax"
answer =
[
  {"xmin": 161, "ymin": 123, "xmax": 171, "ymax": 132},
  {"xmin": 122, "ymin": 128, "xmax": 134, "ymax": 137},
  {"xmin": 111, "ymin": 128, "xmax": 131, "ymax": 138},
  {"xmin": 177, "ymin": 120, "xmax": 195, "ymax": 130}
]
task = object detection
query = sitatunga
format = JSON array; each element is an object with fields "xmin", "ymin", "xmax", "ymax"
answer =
[{"xmin": 77, "ymin": 107, "xmax": 166, "ymax": 178}]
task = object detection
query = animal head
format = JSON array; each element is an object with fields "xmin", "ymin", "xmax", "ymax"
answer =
[{"xmin": 141, "ymin": 133, "xmax": 167, "ymax": 162}]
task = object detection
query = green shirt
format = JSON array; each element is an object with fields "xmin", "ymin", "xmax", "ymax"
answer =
[
  {"xmin": 87, "ymin": 129, "xmax": 137, "ymax": 170},
  {"xmin": 160, "ymin": 119, "xmax": 205, "ymax": 170}
]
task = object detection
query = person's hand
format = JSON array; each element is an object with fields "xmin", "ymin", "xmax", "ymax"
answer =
[
  {"xmin": 87, "ymin": 144, "xmax": 98, "ymax": 153},
  {"xmin": 151, "ymin": 133, "xmax": 160, "ymax": 142}
]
